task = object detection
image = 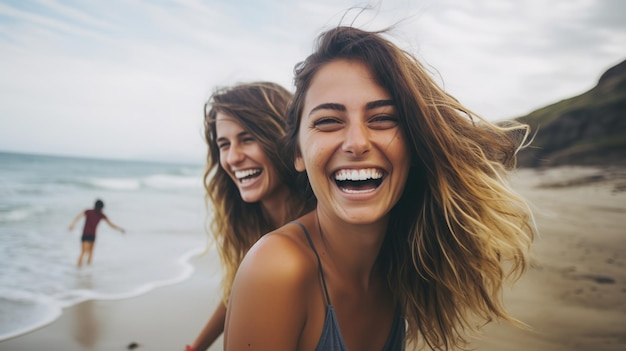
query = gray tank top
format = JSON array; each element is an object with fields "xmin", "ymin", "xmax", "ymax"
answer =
[{"xmin": 292, "ymin": 221, "xmax": 405, "ymax": 351}]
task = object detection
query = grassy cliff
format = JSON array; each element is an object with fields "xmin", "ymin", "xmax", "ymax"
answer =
[{"xmin": 516, "ymin": 59, "xmax": 626, "ymax": 167}]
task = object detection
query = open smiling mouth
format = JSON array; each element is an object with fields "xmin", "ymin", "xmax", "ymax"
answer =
[
  {"xmin": 235, "ymin": 168, "xmax": 263, "ymax": 184},
  {"xmin": 334, "ymin": 168, "xmax": 384, "ymax": 193}
]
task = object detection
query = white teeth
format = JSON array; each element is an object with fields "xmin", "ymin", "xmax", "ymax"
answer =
[
  {"xmin": 342, "ymin": 187, "xmax": 376, "ymax": 194},
  {"xmin": 334, "ymin": 168, "xmax": 383, "ymax": 181},
  {"xmin": 235, "ymin": 169, "xmax": 261, "ymax": 179}
]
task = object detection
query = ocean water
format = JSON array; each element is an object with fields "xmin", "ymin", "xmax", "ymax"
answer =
[{"xmin": 0, "ymin": 151, "xmax": 212, "ymax": 340}]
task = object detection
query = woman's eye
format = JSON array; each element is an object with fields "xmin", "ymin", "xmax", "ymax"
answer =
[
  {"xmin": 240, "ymin": 132, "xmax": 256, "ymax": 143},
  {"xmin": 369, "ymin": 115, "xmax": 399, "ymax": 129},
  {"xmin": 313, "ymin": 117, "xmax": 342, "ymax": 131}
]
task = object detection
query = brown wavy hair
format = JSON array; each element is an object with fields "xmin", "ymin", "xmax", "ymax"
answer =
[
  {"xmin": 204, "ymin": 82, "xmax": 312, "ymax": 302},
  {"xmin": 285, "ymin": 27, "xmax": 535, "ymax": 350}
]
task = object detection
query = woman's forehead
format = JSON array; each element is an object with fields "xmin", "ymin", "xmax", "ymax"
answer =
[{"xmin": 303, "ymin": 60, "xmax": 391, "ymax": 112}]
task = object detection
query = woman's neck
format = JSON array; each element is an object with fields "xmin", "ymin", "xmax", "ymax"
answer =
[
  {"xmin": 260, "ymin": 185, "xmax": 294, "ymax": 229},
  {"xmin": 315, "ymin": 208, "xmax": 388, "ymax": 292}
]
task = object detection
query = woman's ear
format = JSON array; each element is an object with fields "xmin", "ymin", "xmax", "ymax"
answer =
[{"xmin": 294, "ymin": 149, "xmax": 305, "ymax": 172}]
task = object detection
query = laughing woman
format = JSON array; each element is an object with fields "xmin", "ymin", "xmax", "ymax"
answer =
[
  {"xmin": 223, "ymin": 27, "xmax": 535, "ymax": 350},
  {"xmin": 186, "ymin": 82, "xmax": 313, "ymax": 351}
]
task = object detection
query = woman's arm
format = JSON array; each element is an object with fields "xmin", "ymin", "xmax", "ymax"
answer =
[
  {"xmin": 189, "ymin": 302, "xmax": 226, "ymax": 351},
  {"xmin": 224, "ymin": 233, "xmax": 310, "ymax": 350}
]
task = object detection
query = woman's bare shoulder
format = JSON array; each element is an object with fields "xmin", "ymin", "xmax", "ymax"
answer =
[
  {"xmin": 236, "ymin": 221, "xmax": 316, "ymax": 285},
  {"xmin": 225, "ymin": 221, "xmax": 319, "ymax": 349}
]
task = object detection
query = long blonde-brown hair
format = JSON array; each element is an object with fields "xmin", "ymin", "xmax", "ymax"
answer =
[
  {"xmin": 204, "ymin": 82, "xmax": 311, "ymax": 302},
  {"xmin": 285, "ymin": 27, "xmax": 535, "ymax": 350}
]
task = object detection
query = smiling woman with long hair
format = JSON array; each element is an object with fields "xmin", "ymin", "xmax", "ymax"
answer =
[{"xmin": 186, "ymin": 82, "xmax": 313, "ymax": 351}]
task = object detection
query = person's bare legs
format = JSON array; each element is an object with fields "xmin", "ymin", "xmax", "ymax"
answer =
[
  {"xmin": 77, "ymin": 242, "xmax": 86, "ymax": 268},
  {"xmin": 77, "ymin": 242, "xmax": 94, "ymax": 268},
  {"xmin": 85, "ymin": 242, "xmax": 94, "ymax": 266}
]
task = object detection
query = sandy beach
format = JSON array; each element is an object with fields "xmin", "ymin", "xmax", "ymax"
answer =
[
  {"xmin": 0, "ymin": 250, "xmax": 225, "ymax": 351},
  {"xmin": 1, "ymin": 166, "xmax": 625, "ymax": 351},
  {"xmin": 472, "ymin": 166, "xmax": 626, "ymax": 351}
]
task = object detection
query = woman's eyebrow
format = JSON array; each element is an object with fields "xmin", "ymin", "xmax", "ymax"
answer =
[
  {"xmin": 308, "ymin": 100, "xmax": 394, "ymax": 117},
  {"xmin": 216, "ymin": 131, "xmax": 250, "ymax": 143},
  {"xmin": 308, "ymin": 103, "xmax": 345, "ymax": 116},
  {"xmin": 365, "ymin": 99, "xmax": 395, "ymax": 110}
]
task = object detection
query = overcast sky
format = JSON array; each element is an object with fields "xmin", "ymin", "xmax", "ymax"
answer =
[{"xmin": 1, "ymin": 0, "xmax": 624, "ymax": 164}]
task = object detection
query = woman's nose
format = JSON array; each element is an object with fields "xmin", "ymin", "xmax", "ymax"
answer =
[
  {"xmin": 227, "ymin": 144, "xmax": 245, "ymax": 164},
  {"xmin": 342, "ymin": 122, "xmax": 371, "ymax": 157}
]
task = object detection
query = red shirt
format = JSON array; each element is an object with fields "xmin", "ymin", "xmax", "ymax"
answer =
[{"xmin": 82, "ymin": 209, "xmax": 107, "ymax": 236}]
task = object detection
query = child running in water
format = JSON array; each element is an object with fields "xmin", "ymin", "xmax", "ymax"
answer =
[{"xmin": 68, "ymin": 199, "xmax": 125, "ymax": 268}]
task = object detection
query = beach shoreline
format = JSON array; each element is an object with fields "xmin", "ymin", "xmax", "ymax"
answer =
[
  {"xmin": 1, "ymin": 166, "xmax": 625, "ymax": 351},
  {"xmin": 0, "ymin": 251, "xmax": 224, "ymax": 351}
]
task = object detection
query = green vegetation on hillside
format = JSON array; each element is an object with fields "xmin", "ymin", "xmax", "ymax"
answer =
[{"xmin": 515, "ymin": 60, "xmax": 626, "ymax": 167}]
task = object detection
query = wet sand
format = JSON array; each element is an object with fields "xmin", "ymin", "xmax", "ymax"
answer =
[{"xmin": 0, "ymin": 251, "xmax": 225, "ymax": 351}]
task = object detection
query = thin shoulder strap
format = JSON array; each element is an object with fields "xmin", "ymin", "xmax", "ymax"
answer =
[{"xmin": 291, "ymin": 221, "xmax": 332, "ymax": 305}]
